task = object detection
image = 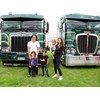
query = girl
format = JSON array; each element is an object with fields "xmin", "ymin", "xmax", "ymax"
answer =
[
  {"xmin": 52, "ymin": 38, "xmax": 64, "ymax": 80},
  {"xmin": 28, "ymin": 51, "xmax": 38, "ymax": 77}
]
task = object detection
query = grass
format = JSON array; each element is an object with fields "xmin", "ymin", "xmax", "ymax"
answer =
[{"xmin": 0, "ymin": 51, "xmax": 100, "ymax": 87}]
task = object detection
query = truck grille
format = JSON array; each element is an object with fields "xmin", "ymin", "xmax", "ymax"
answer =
[
  {"xmin": 11, "ymin": 36, "xmax": 31, "ymax": 52},
  {"xmin": 77, "ymin": 34, "xmax": 98, "ymax": 54}
]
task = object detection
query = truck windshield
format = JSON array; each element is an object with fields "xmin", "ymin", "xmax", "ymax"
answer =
[
  {"xmin": 22, "ymin": 21, "xmax": 43, "ymax": 32},
  {"xmin": 2, "ymin": 20, "xmax": 43, "ymax": 32},
  {"xmin": 2, "ymin": 21, "xmax": 21, "ymax": 29},
  {"xmin": 67, "ymin": 19, "xmax": 100, "ymax": 30}
]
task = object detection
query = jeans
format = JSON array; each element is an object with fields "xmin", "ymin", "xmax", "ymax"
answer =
[
  {"xmin": 55, "ymin": 55, "xmax": 62, "ymax": 76},
  {"xmin": 41, "ymin": 64, "xmax": 49, "ymax": 76},
  {"xmin": 31, "ymin": 66, "xmax": 36, "ymax": 77}
]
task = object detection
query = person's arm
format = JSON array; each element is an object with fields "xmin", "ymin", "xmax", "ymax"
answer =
[
  {"xmin": 40, "ymin": 59, "xmax": 45, "ymax": 61},
  {"xmin": 27, "ymin": 42, "xmax": 31, "ymax": 59},
  {"xmin": 40, "ymin": 57, "xmax": 45, "ymax": 62},
  {"xmin": 47, "ymin": 56, "xmax": 49, "ymax": 64},
  {"xmin": 47, "ymin": 58, "xmax": 49, "ymax": 64},
  {"xmin": 36, "ymin": 59, "xmax": 38, "ymax": 67},
  {"xmin": 36, "ymin": 42, "xmax": 40, "ymax": 58},
  {"xmin": 36, "ymin": 47, "xmax": 39, "ymax": 58}
]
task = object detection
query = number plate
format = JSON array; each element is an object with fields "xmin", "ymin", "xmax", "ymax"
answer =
[{"xmin": 17, "ymin": 57, "xmax": 25, "ymax": 60}]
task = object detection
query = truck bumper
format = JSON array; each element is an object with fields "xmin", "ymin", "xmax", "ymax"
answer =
[
  {"xmin": 61, "ymin": 54, "xmax": 100, "ymax": 66},
  {"xmin": 1, "ymin": 53, "xmax": 29, "ymax": 64}
]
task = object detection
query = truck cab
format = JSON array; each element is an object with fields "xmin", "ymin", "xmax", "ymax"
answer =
[
  {"xmin": 58, "ymin": 13, "xmax": 100, "ymax": 66},
  {"xmin": 0, "ymin": 13, "xmax": 49, "ymax": 65}
]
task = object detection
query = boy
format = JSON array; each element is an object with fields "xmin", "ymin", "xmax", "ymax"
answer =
[{"xmin": 40, "ymin": 50, "xmax": 49, "ymax": 77}]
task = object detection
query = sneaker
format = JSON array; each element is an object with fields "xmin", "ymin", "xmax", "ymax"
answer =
[
  {"xmin": 27, "ymin": 75, "xmax": 31, "ymax": 77},
  {"xmin": 52, "ymin": 74, "xmax": 57, "ymax": 78},
  {"xmin": 42, "ymin": 74, "xmax": 44, "ymax": 77},
  {"xmin": 47, "ymin": 75, "xmax": 50, "ymax": 77},
  {"xmin": 58, "ymin": 76, "xmax": 63, "ymax": 80},
  {"xmin": 32, "ymin": 75, "xmax": 35, "ymax": 77}
]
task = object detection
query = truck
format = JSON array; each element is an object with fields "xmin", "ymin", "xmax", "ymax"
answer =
[
  {"xmin": 58, "ymin": 13, "xmax": 100, "ymax": 66},
  {"xmin": 0, "ymin": 13, "xmax": 49, "ymax": 66}
]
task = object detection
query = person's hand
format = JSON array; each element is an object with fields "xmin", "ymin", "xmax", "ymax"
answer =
[
  {"xmin": 36, "ymin": 66, "xmax": 38, "ymax": 68},
  {"xmin": 29, "ymin": 55, "xmax": 31, "ymax": 59},
  {"xmin": 29, "ymin": 66, "xmax": 31, "ymax": 68},
  {"xmin": 52, "ymin": 51, "xmax": 55, "ymax": 55},
  {"xmin": 43, "ymin": 59, "xmax": 45, "ymax": 61}
]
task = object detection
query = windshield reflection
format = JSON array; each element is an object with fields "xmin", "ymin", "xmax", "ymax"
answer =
[
  {"xmin": 67, "ymin": 20, "xmax": 100, "ymax": 30},
  {"xmin": 2, "ymin": 21, "xmax": 43, "ymax": 32}
]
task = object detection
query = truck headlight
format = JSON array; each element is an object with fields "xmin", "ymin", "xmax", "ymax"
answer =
[
  {"xmin": 71, "ymin": 48, "xmax": 76, "ymax": 54},
  {"xmin": 5, "ymin": 47, "xmax": 10, "ymax": 52},
  {"xmin": 2, "ymin": 47, "xmax": 10, "ymax": 52},
  {"xmin": 66, "ymin": 49, "xmax": 70, "ymax": 54},
  {"xmin": 2, "ymin": 48, "xmax": 6, "ymax": 52}
]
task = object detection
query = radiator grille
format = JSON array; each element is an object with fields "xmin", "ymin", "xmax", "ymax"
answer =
[
  {"xmin": 77, "ymin": 35, "xmax": 97, "ymax": 54},
  {"xmin": 11, "ymin": 36, "xmax": 31, "ymax": 52}
]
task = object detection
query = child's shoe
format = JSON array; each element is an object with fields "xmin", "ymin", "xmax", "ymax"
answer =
[
  {"xmin": 47, "ymin": 74, "xmax": 50, "ymax": 77},
  {"xmin": 42, "ymin": 74, "xmax": 44, "ymax": 77}
]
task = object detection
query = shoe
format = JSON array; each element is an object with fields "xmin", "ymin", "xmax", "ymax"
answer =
[
  {"xmin": 27, "ymin": 75, "xmax": 31, "ymax": 77},
  {"xmin": 52, "ymin": 74, "xmax": 57, "ymax": 78},
  {"xmin": 47, "ymin": 75, "xmax": 50, "ymax": 77},
  {"xmin": 32, "ymin": 75, "xmax": 35, "ymax": 77},
  {"xmin": 58, "ymin": 76, "xmax": 63, "ymax": 80},
  {"xmin": 42, "ymin": 74, "xmax": 44, "ymax": 77}
]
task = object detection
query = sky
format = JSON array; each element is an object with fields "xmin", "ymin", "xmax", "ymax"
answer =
[{"xmin": 0, "ymin": 0, "xmax": 100, "ymax": 38}]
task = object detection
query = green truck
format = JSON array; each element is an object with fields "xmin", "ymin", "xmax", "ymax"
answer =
[
  {"xmin": 58, "ymin": 13, "xmax": 100, "ymax": 66},
  {"xmin": 0, "ymin": 13, "xmax": 49, "ymax": 65}
]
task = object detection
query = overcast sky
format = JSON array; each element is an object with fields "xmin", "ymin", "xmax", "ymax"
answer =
[{"xmin": 0, "ymin": 0, "xmax": 100, "ymax": 38}]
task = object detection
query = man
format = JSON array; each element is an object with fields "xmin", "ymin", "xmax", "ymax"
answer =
[{"xmin": 27, "ymin": 35, "xmax": 40, "ymax": 76}]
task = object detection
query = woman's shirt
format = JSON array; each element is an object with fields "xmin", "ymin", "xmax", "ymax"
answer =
[{"xmin": 55, "ymin": 45, "xmax": 64, "ymax": 56}]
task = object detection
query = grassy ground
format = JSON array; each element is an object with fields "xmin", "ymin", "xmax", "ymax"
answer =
[{"xmin": 0, "ymin": 51, "xmax": 100, "ymax": 87}]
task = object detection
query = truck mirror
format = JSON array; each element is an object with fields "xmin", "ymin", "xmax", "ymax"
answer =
[
  {"xmin": 0, "ymin": 23, "xmax": 1, "ymax": 29},
  {"xmin": 0, "ymin": 19, "xmax": 2, "ymax": 29},
  {"xmin": 46, "ymin": 22, "xmax": 49, "ymax": 33}
]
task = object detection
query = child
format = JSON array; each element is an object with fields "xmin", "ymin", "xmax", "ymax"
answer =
[
  {"xmin": 50, "ymin": 39, "xmax": 56, "ymax": 55},
  {"xmin": 40, "ymin": 50, "xmax": 49, "ymax": 77},
  {"xmin": 28, "ymin": 51, "xmax": 38, "ymax": 77}
]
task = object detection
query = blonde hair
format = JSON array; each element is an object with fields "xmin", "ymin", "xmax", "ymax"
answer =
[{"xmin": 52, "ymin": 39, "xmax": 56, "ymax": 43}]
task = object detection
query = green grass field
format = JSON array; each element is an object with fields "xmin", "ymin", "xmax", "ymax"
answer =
[{"xmin": 0, "ymin": 51, "xmax": 100, "ymax": 87}]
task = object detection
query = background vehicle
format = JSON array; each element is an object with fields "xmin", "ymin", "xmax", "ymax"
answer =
[
  {"xmin": 0, "ymin": 13, "xmax": 49, "ymax": 65},
  {"xmin": 58, "ymin": 13, "xmax": 100, "ymax": 66}
]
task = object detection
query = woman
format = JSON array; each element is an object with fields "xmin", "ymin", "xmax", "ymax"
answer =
[{"xmin": 52, "ymin": 37, "xmax": 64, "ymax": 80}]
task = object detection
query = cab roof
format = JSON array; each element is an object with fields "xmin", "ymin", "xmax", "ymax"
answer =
[
  {"xmin": 1, "ymin": 13, "xmax": 44, "ymax": 21},
  {"xmin": 63, "ymin": 13, "xmax": 100, "ymax": 21}
]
